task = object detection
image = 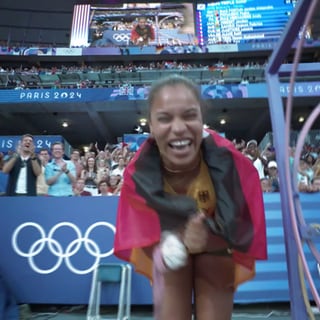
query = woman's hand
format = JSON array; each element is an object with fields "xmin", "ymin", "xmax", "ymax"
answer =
[
  {"xmin": 183, "ymin": 211, "xmax": 208, "ymax": 254},
  {"xmin": 160, "ymin": 232, "xmax": 188, "ymax": 270}
]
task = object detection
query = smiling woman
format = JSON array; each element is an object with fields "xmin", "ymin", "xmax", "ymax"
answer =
[
  {"xmin": 114, "ymin": 74, "xmax": 267, "ymax": 320},
  {"xmin": 148, "ymin": 75, "xmax": 203, "ymax": 174}
]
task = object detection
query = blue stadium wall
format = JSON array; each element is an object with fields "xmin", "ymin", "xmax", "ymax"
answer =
[{"xmin": 0, "ymin": 194, "xmax": 319, "ymax": 305}]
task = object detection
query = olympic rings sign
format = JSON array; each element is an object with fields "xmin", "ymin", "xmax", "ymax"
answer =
[
  {"xmin": 113, "ymin": 33, "xmax": 130, "ymax": 42},
  {"xmin": 12, "ymin": 221, "xmax": 115, "ymax": 275}
]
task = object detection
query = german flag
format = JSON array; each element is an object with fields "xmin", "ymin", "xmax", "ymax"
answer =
[{"xmin": 114, "ymin": 129, "xmax": 267, "ymax": 285}]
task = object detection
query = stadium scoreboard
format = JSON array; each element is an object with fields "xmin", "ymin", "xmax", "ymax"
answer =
[{"xmin": 195, "ymin": 0, "xmax": 297, "ymax": 45}]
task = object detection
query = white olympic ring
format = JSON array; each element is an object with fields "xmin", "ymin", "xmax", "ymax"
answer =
[
  {"xmin": 113, "ymin": 33, "xmax": 130, "ymax": 42},
  {"xmin": 12, "ymin": 221, "xmax": 115, "ymax": 275}
]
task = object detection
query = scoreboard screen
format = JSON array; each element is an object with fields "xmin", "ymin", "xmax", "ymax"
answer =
[{"xmin": 195, "ymin": 0, "xmax": 297, "ymax": 45}]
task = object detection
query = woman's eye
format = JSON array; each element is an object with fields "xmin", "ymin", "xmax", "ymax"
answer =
[
  {"xmin": 184, "ymin": 112, "xmax": 198, "ymax": 120},
  {"xmin": 157, "ymin": 116, "xmax": 170, "ymax": 123}
]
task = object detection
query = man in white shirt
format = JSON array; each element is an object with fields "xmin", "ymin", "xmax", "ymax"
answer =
[
  {"xmin": 2, "ymin": 134, "xmax": 41, "ymax": 196},
  {"xmin": 111, "ymin": 156, "xmax": 126, "ymax": 177},
  {"xmin": 244, "ymin": 139, "xmax": 267, "ymax": 179}
]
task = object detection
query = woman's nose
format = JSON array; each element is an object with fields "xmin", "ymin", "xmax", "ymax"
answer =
[{"xmin": 171, "ymin": 118, "xmax": 186, "ymax": 133}]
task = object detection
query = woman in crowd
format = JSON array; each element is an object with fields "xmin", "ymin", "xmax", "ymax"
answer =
[
  {"xmin": 96, "ymin": 158, "xmax": 110, "ymax": 184},
  {"xmin": 80, "ymin": 156, "xmax": 98, "ymax": 196},
  {"xmin": 114, "ymin": 74, "xmax": 267, "ymax": 320}
]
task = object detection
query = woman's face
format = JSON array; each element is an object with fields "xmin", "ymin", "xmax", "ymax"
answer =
[
  {"xmin": 87, "ymin": 157, "xmax": 95, "ymax": 167},
  {"xmin": 98, "ymin": 159, "xmax": 105, "ymax": 167},
  {"xmin": 109, "ymin": 175, "xmax": 119, "ymax": 186},
  {"xmin": 149, "ymin": 84, "xmax": 203, "ymax": 171}
]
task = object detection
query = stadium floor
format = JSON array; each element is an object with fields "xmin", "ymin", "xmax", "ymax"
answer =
[{"xmin": 23, "ymin": 303, "xmax": 320, "ymax": 319}]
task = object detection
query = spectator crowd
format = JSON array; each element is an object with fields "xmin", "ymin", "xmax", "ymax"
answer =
[
  {"xmin": 233, "ymin": 138, "xmax": 320, "ymax": 193},
  {"xmin": 1, "ymin": 133, "xmax": 320, "ymax": 197},
  {"xmin": 0, "ymin": 59, "xmax": 267, "ymax": 90},
  {"xmin": 0, "ymin": 136, "xmax": 134, "ymax": 197}
]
